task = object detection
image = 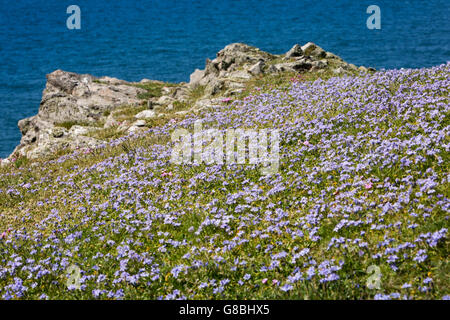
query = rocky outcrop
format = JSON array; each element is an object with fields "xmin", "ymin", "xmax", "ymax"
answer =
[
  {"xmin": 187, "ymin": 42, "xmax": 368, "ymax": 109},
  {"xmin": 5, "ymin": 42, "xmax": 373, "ymax": 162},
  {"xmin": 189, "ymin": 43, "xmax": 274, "ymax": 88},
  {"xmin": 10, "ymin": 70, "xmax": 147, "ymax": 159}
]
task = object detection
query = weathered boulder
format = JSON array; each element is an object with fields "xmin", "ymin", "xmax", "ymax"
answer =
[
  {"xmin": 10, "ymin": 69, "xmax": 145, "ymax": 159},
  {"xmin": 248, "ymin": 60, "xmax": 265, "ymax": 75},
  {"xmin": 188, "ymin": 43, "xmax": 275, "ymax": 95},
  {"xmin": 205, "ymin": 79, "xmax": 225, "ymax": 96},
  {"xmin": 135, "ymin": 110, "xmax": 156, "ymax": 119},
  {"xmin": 301, "ymin": 42, "xmax": 326, "ymax": 58},
  {"xmin": 311, "ymin": 59, "xmax": 328, "ymax": 70},
  {"xmin": 127, "ymin": 119, "xmax": 148, "ymax": 133},
  {"xmin": 17, "ymin": 125, "xmax": 102, "ymax": 160},
  {"xmin": 274, "ymin": 58, "xmax": 314, "ymax": 73},
  {"xmin": 133, "ymin": 120, "xmax": 147, "ymax": 127},
  {"xmin": 156, "ymin": 95, "xmax": 175, "ymax": 106},
  {"xmin": 189, "ymin": 69, "xmax": 205, "ymax": 87},
  {"xmin": 39, "ymin": 70, "xmax": 143, "ymax": 124},
  {"xmin": 285, "ymin": 44, "xmax": 304, "ymax": 58},
  {"xmin": 69, "ymin": 125, "xmax": 95, "ymax": 136}
]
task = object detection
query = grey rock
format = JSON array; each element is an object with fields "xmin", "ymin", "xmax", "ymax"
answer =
[
  {"xmin": 127, "ymin": 126, "xmax": 141, "ymax": 133},
  {"xmin": 301, "ymin": 42, "xmax": 326, "ymax": 58},
  {"xmin": 52, "ymin": 127, "xmax": 66, "ymax": 138},
  {"xmin": 285, "ymin": 44, "xmax": 303, "ymax": 58},
  {"xmin": 157, "ymin": 95, "xmax": 175, "ymax": 105},
  {"xmin": 0, "ymin": 159, "xmax": 11, "ymax": 167},
  {"xmin": 69, "ymin": 125, "xmax": 94, "ymax": 136},
  {"xmin": 226, "ymin": 70, "xmax": 253, "ymax": 80},
  {"xmin": 248, "ymin": 60, "xmax": 265, "ymax": 75},
  {"xmin": 171, "ymin": 86, "xmax": 189, "ymax": 101},
  {"xmin": 189, "ymin": 69, "xmax": 205, "ymax": 87},
  {"xmin": 132, "ymin": 120, "xmax": 147, "ymax": 127},
  {"xmin": 311, "ymin": 60, "xmax": 328, "ymax": 70},
  {"xmin": 274, "ymin": 59, "xmax": 313, "ymax": 72},
  {"xmin": 205, "ymin": 79, "xmax": 225, "ymax": 96},
  {"xmin": 135, "ymin": 110, "xmax": 156, "ymax": 119},
  {"xmin": 161, "ymin": 86, "xmax": 172, "ymax": 95},
  {"xmin": 189, "ymin": 43, "xmax": 274, "ymax": 90},
  {"xmin": 15, "ymin": 127, "xmax": 102, "ymax": 160},
  {"xmin": 266, "ymin": 65, "xmax": 279, "ymax": 74}
]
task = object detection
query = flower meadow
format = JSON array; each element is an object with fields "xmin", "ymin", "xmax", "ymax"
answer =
[{"xmin": 0, "ymin": 64, "xmax": 449, "ymax": 300}]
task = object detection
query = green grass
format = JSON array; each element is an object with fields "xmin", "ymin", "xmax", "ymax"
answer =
[
  {"xmin": 129, "ymin": 81, "xmax": 178, "ymax": 100},
  {"xmin": 86, "ymin": 126, "xmax": 124, "ymax": 141},
  {"xmin": 54, "ymin": 121, "xmax": 91, "ymax": 130},
  {"xmin": 113, "ymin": 105, "xmax": 148, "ymax": 121},
  {"xmin": 187, "ymin": 85, "xmax": 206, "ymax": 101}
]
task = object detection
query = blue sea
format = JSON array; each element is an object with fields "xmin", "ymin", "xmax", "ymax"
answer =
[{"xmin": 0, "ymin": 0, "xmax": 449, "ymax": 158}]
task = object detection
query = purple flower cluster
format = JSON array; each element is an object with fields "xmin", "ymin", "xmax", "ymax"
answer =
[{"xmin": 0, "ymin": 63, "xmax": 449, "ymax": 299}]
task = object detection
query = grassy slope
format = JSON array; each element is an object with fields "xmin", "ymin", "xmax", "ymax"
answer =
[{"xmin": 0, "ymin": 65, "xmax": 448, "ymax": 300}]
